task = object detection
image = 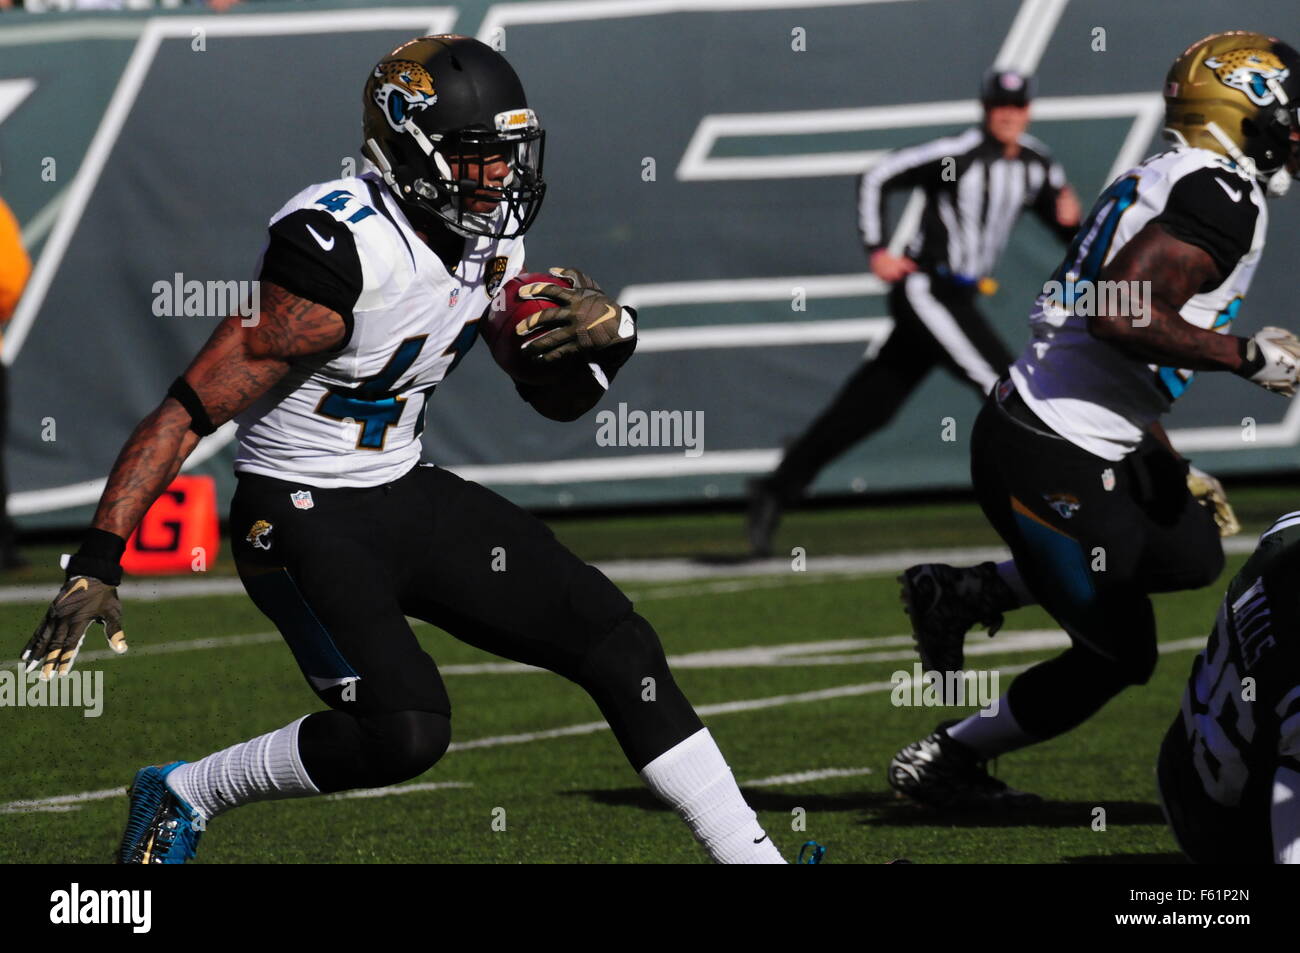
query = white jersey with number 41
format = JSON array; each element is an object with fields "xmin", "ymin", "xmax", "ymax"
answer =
[{"xmin": 233, "ymin": 173, "xmax": 525, "ymax": 487}]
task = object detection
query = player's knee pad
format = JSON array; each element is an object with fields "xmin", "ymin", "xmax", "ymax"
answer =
[
  {"xmin": 573, "ymin": 612, "xmax": 704, "ymax": 768},
  {"xmin": 356, "ymin": 709, "xmax": 451, "ymax": 786},
  {"xmin": 576, "ymin": 612, "xmax": 668, "ymax": 691},
  {"xmin": 1078, "ymin": 639, "xmax": 1157, "ymax": 690}
]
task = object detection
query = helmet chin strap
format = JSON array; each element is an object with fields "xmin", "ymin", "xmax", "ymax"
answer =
[
  {"xmin": 1202, "ymin": 119, "xmax": 1289, "ymax": 195},
  {"xmin": 365, "ymin": 137, "xmax": 399, "ymax": 189},
  {"xmin": 1201, "ymin": 81, "xmax": 1295, "ymax": 198},
  {"xmin": 1204, "ymin": 120, "xmax": 1258, "ymax": 177}
]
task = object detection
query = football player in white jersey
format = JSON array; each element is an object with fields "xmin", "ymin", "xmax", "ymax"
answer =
[
  {"xmin": 23, "ymin": 36, "xmax": 787, "ymax": 864},
  {"xmin": 888, "ymin": 31, "xmax": 1300, "ymax": 809}
]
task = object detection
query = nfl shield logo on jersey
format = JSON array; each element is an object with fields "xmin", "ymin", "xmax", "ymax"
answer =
[
  {"xmin": 290, "ymin": 490, "xmax": 314, "ymax": 510},
  {"xmin": 448, "ymin": 287, "xmax": 460, "ymax": 308},
  {"xmin": 1101, "ymin": 468, "xmax": 1116, "ymax": 492}
]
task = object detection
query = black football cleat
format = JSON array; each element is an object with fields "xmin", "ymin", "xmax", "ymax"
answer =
[
  {"xmin": 888, "ymin": 723, "xmax": 1040, "ymax": 810},
  {"xmin": 899, "ymin": 562, "xmax": 1009, "ymax": 677},
  {"xmin": 745, "ymin": 478, "xmax": 785, "ymax": 558}
]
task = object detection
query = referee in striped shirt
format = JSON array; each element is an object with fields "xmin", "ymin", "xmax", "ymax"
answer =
[{"xmin": 748, "ymin": 70, "xmax": 1082, "ymax": 556}]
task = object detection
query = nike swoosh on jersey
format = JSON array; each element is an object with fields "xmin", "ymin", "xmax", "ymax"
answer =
[
  {"xmin": 1213, "ymin": 178, "xmax": 1243, "ymax": 203},
  {"xmin": 305, "ymin": 223, "xmax": 336, "ymax": 251}
]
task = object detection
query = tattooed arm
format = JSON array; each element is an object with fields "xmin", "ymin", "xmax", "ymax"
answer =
[
  {"xmin": 91, "ymin": 283, "xmax": 346, "ymax": 539},
  {"xmin": 22, "ymin": 284, "xmax": 346, "ymax": 677},
  {"xmin": 1085, "ymin": 222, "xmax": 1242, "ymax": 371}
]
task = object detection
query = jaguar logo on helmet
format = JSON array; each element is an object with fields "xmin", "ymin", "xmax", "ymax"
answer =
[
  {"xmin": 372, "ymin": 60, "xmax": 438, "ymax": 132},
  {"xmin": 361, "ymin": 35, "xmax": 547, "ymax": 240},
  {"xmin": 1204, "ymin": 49, "xmax": 1291, "ymax": 107}
]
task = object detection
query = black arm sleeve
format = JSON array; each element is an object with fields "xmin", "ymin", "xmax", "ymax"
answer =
[
  {"xmin": 257, "ymin": 209, "xmax": 364, "ymax": 351},
  {"xmin": 1151, "ymin": 168, "xmax": 1259, "ymax": 282},
  {"xmin": 513, "ymin": 369, "xmax": 607, "ymax": 422},
  {"xmin": 512, "ymin": 306, "xmax": 637, "ymax": 422}
]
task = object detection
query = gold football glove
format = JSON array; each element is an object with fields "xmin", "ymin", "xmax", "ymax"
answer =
[
  {"xmin": 1187, "ymin": 465, "xmax": 1240, "ymax": 537},
  {"xmin": 22, "ymin": 576, "xmax": 127, "ymax": 679},
  {"xmin": 517, "ymin": 267, "xmax": 637, "ymax": 365}
]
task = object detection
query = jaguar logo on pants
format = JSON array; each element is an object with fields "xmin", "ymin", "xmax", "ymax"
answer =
[
  {"xmin": 246, "ymin": 520, "xmax": 273, "ymax": 551},
  {"xmin": 1043, "ymin": 493, "xmax": 1081, "ymax": 519}
]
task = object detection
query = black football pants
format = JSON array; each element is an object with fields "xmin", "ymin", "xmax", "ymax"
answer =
[
  {"xmin": 230, "ymin": 463, "xmax": 703, "ymax": 792},
  {"xmin": 971, "ymin": 386, "xmax": 1224, "ymax": 741},
  {"xmin": 768, "ymin": 272, "xmax": 1013, "ymax": 500}
]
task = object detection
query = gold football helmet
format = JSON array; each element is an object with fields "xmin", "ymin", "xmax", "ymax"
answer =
[{"xmin": 1164, "ymin": 31, "xmax": 1300, "ymax": 195}]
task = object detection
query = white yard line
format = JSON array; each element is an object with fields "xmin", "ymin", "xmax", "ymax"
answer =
[
  {"xmin": 1, "ymin": 538, "xmax": 1263, "ymax": 606},
  {"xmin": 21, "ymin": 628, "xmax": 1065, "ymax": 674},
  {"xmin": 0, "ymin": 635, "xmax": 1206, "ymax": 816},
  {"xmin": 326, "ymin": 781, "xmax": 472, "ymax": 801},
  {"xmin": 742, "ymin": 766, "xmax": 873, "ymax": 787},
  {"xmin": 0, "ymin": 786, "xmax": 128, "ymax": 814},
  {"xmin": 0, "ymin": 780, "xmax": 475, "ymax": 814},
  {"xmin": 0, "ymin": 555, "xmax": 903, "ymax": 606}
]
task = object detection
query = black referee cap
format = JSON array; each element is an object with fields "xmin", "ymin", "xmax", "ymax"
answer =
[{"xmin": 981, "ymin": 69, "xmax": 1034, "ymax": 107}]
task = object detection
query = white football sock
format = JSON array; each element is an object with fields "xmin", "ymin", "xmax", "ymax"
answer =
[
  {"xmin": 995, "ymin": 560, "xmax": 1036, "ymax": 608},
  {"xmin": 639, "ymin": 728, "xmax": 785, "ymax": 864},
  {"xmin": 946, "ymin": 696, "xmax": 1036, "ymax": 758},
  {"xmin": 165, "ymin": 715, "xmax": 319, "ymax": 820}
]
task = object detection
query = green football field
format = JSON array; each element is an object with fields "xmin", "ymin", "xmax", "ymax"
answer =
[{"xmin": 1, "ymin": 488, "xmax": 1293, "ymax": 864}]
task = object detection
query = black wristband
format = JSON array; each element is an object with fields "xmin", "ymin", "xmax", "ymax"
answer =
[
  {"xmin": 65, "ymin": 528, "xmax": 126, "ymax": 586},
  {"xmin": 167, "ymin": 376, "xmax": 217, "ymax": 437},
  {"xmin": 1236, "ymin": 336, "xmax": 1264, "ymax": 378}
]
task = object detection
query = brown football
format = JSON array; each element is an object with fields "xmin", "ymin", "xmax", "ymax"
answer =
[{"xmin": 480, "ymin": 271, "xmax": 573, "ymax": 385}]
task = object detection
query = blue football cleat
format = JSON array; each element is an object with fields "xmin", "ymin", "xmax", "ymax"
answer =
[
  {"xmin": 117, "ymin": 762, "xmax": 205, "ymax": 864},
  {"xmin": 797, "ymin": 840, "xmax": 827, "ymax": 864}
]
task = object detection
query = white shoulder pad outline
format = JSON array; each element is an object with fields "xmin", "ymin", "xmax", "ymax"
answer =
[{"xmin": 267, "ymin": 178, "xmax": 413, "ymax": 311}]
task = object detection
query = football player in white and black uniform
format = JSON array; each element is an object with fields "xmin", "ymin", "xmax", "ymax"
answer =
[
  {"xmin": 1158, "ymin": 511, "xmax": 1300, "ymax": 863},
  {"xmin": 889, "ymin": 31, "xmax": 1300, "ymax": 809},
  {"xmin": 23, "ymin": 36, "xmax": 787, "ymax": 864}
]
